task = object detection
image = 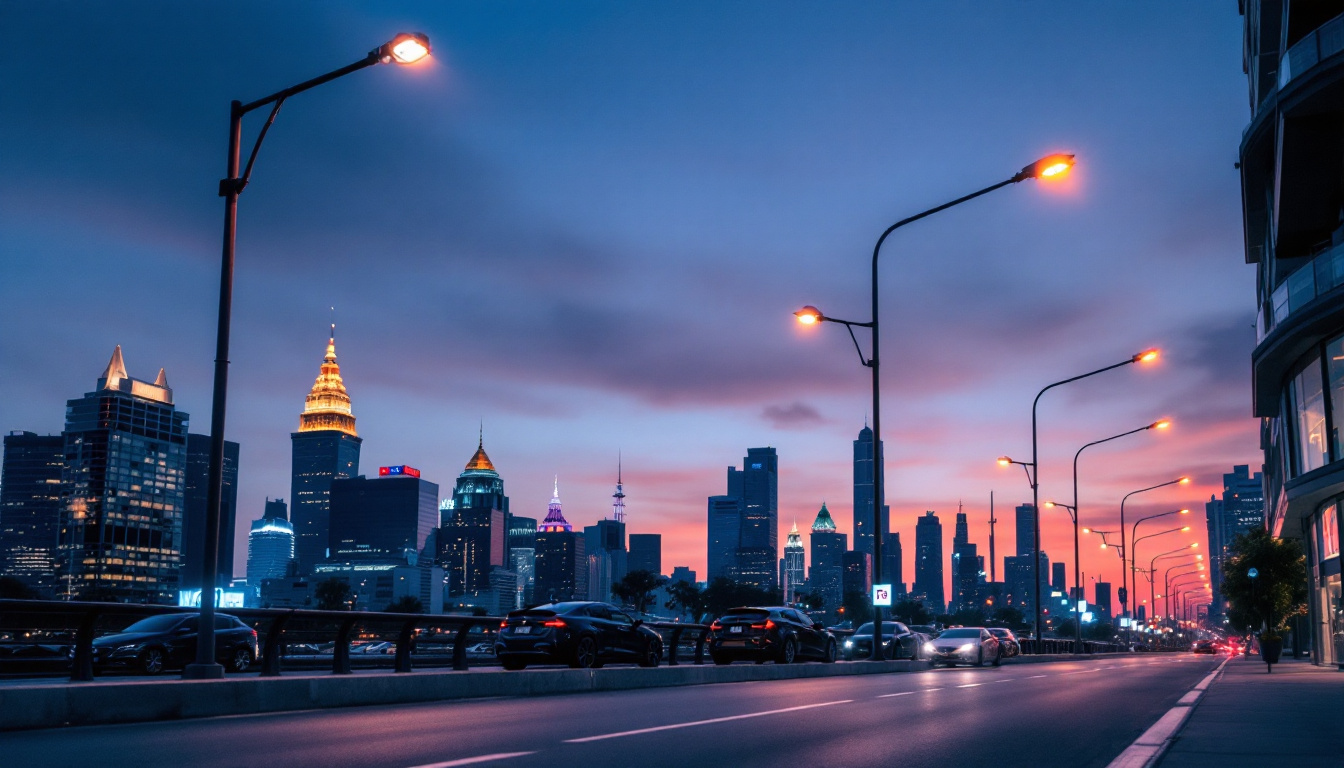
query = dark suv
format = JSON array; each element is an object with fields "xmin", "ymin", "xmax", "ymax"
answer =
[
  {"xmin": 708, "ymin": 607, "xmax": 837, "ymax": 665},
  {"xmin": 84, "ymin": 613, "xmax": 257, "ymax": 674},
  {"xmin": 843, "ymin": 621, "xmax": 923, "ymax": 661},
  {"xmin": 496, "ymin": 602, "xmax": 663, "ymax": 670}
]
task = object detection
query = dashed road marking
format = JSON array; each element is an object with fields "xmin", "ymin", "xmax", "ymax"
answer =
[
  {"xmin": 409, "ymin": 753, "xmax": 536, "ymax": 768},
  {"xmin": 564, "ymin": 700, "xmax": 852, "ymax": 743}
]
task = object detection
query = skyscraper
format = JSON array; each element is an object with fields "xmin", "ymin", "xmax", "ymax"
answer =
[
  {"xmin": 885, "ymin": 532, "xmax": 904, "ymax": 595},
  {"xmin": 950, "ymin": 506, "xmax": 980, "ymax": 612},
  {"xmin": 585, "ymin": 519, "xmax": 626, "ymax": 601},
  {"xmin": 1015, "ymin": 503, "xmax": 1036, "ymax": 557},
  {"xmin": 246, "ymin": 498, "xmax": 294, "ymax": 589},
  {"xmin": 1052, "ymin": 562, "xmax": 1066, "ymax": 595},
  {"xmin": 782, "ymin": 522, "xmax": 805, "ymax": 603},
  {"xmin": 508, "ymin": 515, "xmax": 537, "ymax": 607},
  {"xmin": 628, "ymin": 533, "xmax": 662, "ymax": 576},
  {"xmin": 852, "ymin": 424, "xmax": 890, "ymax": 557},
  {"xmin": 706, "ymin": 495, "xmax": 742, "ymax": 581},
  {"xmin": 0, "ymin": 432, "xmax": 64, "ymax": 596},
  {"xmin": 1095, "ymin": 581, "xmax": 1112, "ymax": 623},
  {"xmin": 730, "ymin": 447, "xmax": 779, "ymax": 590},
  {"xmin": 440, "ymin": 438, "xmax": 509, "ymax": 595},
  {"xmin": 842, "ymin": 550, "xmax": 872, "ymax": 599},
  {"xmin": 534, "ymin": 478, "xmax": 586, "ymax": 602},
  {"xmin": 808, "ymin": 503, "xmax": 846, "ymax": 616},
  {"xmin": 1206, "ymin": 465, "xmax": 1265, "ymax": 622},
  {"xmin": 290, "ymin": 331, "xmax": 361, "ymax": 572},
  {"xmin": 329, "ymin": 467, "xmax": 438, "ymax": 563},
  {"xmin": 181, "ymin": 433, "xmax": 239, "ymax": 590},
  {"xmin": 913, "ymin": 511, "xmax": 944, "ymax": 613},
  {"xmin": 58, "ymin": 347, "xmax": 188, "ymax": 603}
]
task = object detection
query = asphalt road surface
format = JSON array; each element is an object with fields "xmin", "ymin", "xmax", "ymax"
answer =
[{"xmin": 5, "ymin": 655, "xmax": 1220, "ymax": 768}]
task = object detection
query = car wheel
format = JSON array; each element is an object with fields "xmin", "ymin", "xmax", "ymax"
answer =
[
  {"xmin": 822, "ymin": 639, "xmax": 837, "ymax": 664},
  {"xmin": 778, "ymin": 637, "xmax": 797, "ymax": 665},
  {"xmin": 139, "ymin": 648, "xmax": 165, "ymax": 675},
  {"xmin": 227, "ymin": 647, "xmax": 253, "ymax": 673},
  {"xmin": 638, "ymin": 642, "xmax": 662, "ymax": 668},
  {"xmin": 712, "ymin": 653, "xmax": 731, "ymax": 666},
  {"xmin": 569, "ymin": 636, "xmax": 599, "ymax": 669},
  {"xmin": 501, "ymin": 657, "xmax": 527, "ymax": 671}
]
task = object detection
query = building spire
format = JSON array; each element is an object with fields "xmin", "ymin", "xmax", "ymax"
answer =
[
  {"xmin": 101, "ymin": 345, "xmax": 128, "ymax": 386},
  {"xmin": 540, "ymin": 475, "xmax": 571, "ymax": 532},
  {"xmin": 299, "ymin": 328, "xmax": 357, "ymax": 436},
  {"xmin": 612, "ymin": 456, "xmax": 626, "ymax": 523},
  {"xmin": 153, "ymin": 367, "xmax": 168, "ymax": 387}
]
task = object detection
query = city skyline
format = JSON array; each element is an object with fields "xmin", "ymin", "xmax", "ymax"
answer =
[{"xmin": 2, "ymin": 4, "xmax": 1242, "ymax": 600}]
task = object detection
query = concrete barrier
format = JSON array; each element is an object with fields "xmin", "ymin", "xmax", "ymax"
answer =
[{"xmin": 0, "ymin": 659, "xmax": 923, "ymax": 731}]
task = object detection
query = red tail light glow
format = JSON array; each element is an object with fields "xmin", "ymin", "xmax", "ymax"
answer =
[
  {"xmin": 750, "ymin": 620, "xmax": 776, "ymax": 630},
  {"xmin": 543, "ymin": 619, "xmax": 566, "ymax": 628},
  {"xmin": 710, "ymin": 621, "xmax": 722, "ymax": 631},
  {"xmin": 500, "ymin": 621, "xmax": 508, "ymax": 629}
]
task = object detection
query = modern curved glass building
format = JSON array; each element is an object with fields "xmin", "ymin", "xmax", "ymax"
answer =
[{"xmin": 1240, "ymin": 1, "xmax": 1344, "ymax": 666}]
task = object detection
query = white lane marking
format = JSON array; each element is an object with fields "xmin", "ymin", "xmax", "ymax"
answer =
[
  {"xmin": 922, "ymin": 687, "xmax": 943, "ymax": 692},
  {"xmin": 1026, "ymin": 674, "xmax": 1048, "ymax": 679},
  {"xmin": 410, "ymin": 753, "xmax": 536, "ymax": 768},
  {"xmin": 877, "ymin": 691, "xmax": 915, "ymax": 698},
  {"xmin": 957, "ymin": 683, "xmax": 982, "ymax": 688},
  {"xmin": 563, "ymin": 700, "xmax": 852, "ymax": 743},
  {"xmin": 1105, "ymin": 657, "xmax": 1230, "ymax": 768},
  {"xmin": 994, "ymin": 679, "xmax": 1015, "ymax": 683}
]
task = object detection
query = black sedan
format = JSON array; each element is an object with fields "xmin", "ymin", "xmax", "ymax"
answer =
[
  {"xmin": 708, "ymin": 607, "xmax": 837, "ymax": 665},
  {"xmin": 987, "ymin": 627, "xmax": 1021, "ymax": 658},
  {"xmin": 843, "ymin": 621, "xmax": 923, "ymax": 661},
  {"xmin": 496, "ymin": 602, "xmax": 663, "ymax": 670},
  {"xmin": 83, "ymin": 613, "xmax": 257, "ymax": 674}
]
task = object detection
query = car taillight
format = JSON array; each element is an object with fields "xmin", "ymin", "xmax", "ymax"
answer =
[
  {"xmin": 751, "ymin": 620, "xmax": 776, "ymax": 630},
  {"xmin": 500, "ymin": 621, "xmax": 509, "ymax": 629},
  {"xmin": 710, "ymin": 621, "xmax": 722, "ymax": 631},
  {"xmin": 543, "ymin": 619, "xmax": 566, "ymax": 628}
]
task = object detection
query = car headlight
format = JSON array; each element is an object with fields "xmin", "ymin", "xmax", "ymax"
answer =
[
  {"xmin": 844, "ymin": 640, "xmax": 853, "ymax": 648},
  {"xmin": 958, "ymin": 643, "xmax": 974, "ymax": 652},
  {"xmin": 923, "ymin": 643, "xmax": 936, "ymax": 655}
]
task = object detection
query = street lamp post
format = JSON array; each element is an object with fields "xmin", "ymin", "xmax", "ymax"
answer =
[
  {"xmin": 1117, "ymin": 477, "xmax": 1189, "ymax": 632},
  {"xmin": 184, "ymin": 33, "xmax": 431, "ymax": 680},
  {"xmin": 796, "ymin": 153, "xmax": 1075, "ymax": 661},
  {"xmin": 1047, "ymin": 419, "xmax": 1167, "ymax": 654},
  {"xmin": 996, "ymin": 347, "xmax": 1160, "ymax": 642},
  {"xmin": 1163, "ymin": 564, "xmax": 1204, "ymax": 627},
  {"xmin": 1147, "ymin": 546, "xmax": 1199, "ymax": 629}
]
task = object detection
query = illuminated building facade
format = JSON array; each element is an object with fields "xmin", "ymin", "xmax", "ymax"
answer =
[
  {"xmin": 535, "ymin": 478, "xmax": 587, "ymax": 602},
  {"xmin": 808, "ymin": 503, "xmax": 846, "ymax": 617},
  {"xmin": 441, "ymin": 439, "xmax": 509, "ymax": 595},
  {"xmin": 782, "ymin": 522, "xmax": 805, "ymax": 603},
  {"xmin": 246, "ymin": 498, "xmax": 294, "ymax": 589},
  {"xmin": 57, "ymin": 347, "xmax": 188, "ymax": 604},
  {"xmin": 329, "ymin": 468, "xmax": 438, "ymax": 562},
  {"xmin": 0, "ymin": 432, "xmax": 65, "ymax": 596},
  {"xmin": 290, "ymin": 331, "xmax": 361, "ymax": 572}
]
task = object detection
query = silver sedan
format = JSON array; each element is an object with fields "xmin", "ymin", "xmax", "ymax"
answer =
[{"xmin": 923, "ymin": 627, "xmax": 1002, "ymax": 667}]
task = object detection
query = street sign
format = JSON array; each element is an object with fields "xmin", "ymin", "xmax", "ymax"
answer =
[{"xmin": 872, "ymin": 584, "xmax": 893, "ymax": 607}]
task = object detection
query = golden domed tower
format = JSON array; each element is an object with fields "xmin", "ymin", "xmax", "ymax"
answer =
[{"xmin": 298, "ymin": 328, "xmax": 357, "ymax": 436}]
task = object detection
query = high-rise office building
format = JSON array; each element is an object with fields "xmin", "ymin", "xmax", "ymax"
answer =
[
  {"xmin": 1205, "ymin": 464, "xmax": 1265, "ymax": 622},
  {"xmin": 534, "ymin": 479, "xmax": 586, "ymax": 602},
  {"xmin": 782, "ymin": 522, "xmax": 805, "ymax": 603},
  {"xmin": 852, "ymin": 425, "xmax": 890, "ymax": 558},
  {"xmin": 628, "ymin": 533, "xmax": 661, "ymax": 576},
  {"xmin": 58, "ymin": 347, "xmax": 188, "ymax": 603},
  {"xmin": 246, "ymin": 498, "xmax": 294, "ymax": 589},
  {"xmin": 706, "ymin": 495, "xmax": 743, "ymax": 581},
  {"xmin": 508, "ymin": 514, "xmax": 537, "ymax": 607},
  {"xmin": 329, "ymin": 467, "xmax": 438, "ymax": 562},
  {"xmin": 1015, "ymin": 503, "xmax": 1036, "ymax": 557},
  {"xmin": 842, "ymin": 550, "xmax": 872, "ymax": 599},
  {"xmin": 885, "ymin": 532, "xmax": 904, "ymax": 595},
  {"xmin": 290, "ymin": 331, "xmax": 361, "ymax": 572},
  {"xmin": 729, "ymin": 447, "xmax": 779, "ymax": 590},
  {"xmin": 808, "ymin": 503, "xmax": 846, "ymax": 616},
  {"xmin": 913, "ymin": 511, "xmax": 944, "ymax": 613},
  {"xmin": 0, "ymin": 432, "xmax": 64, "ymax": 596},
  {"xmin": 585, "ymin": 519, "xmax": 627, "ymax": 601},
  {"xmin": 950, "ymin": 507, "xmax": 980, "ymax": 612},
  {"xmin": 1052, "ymin": 562, "xmax": 1066, "ymax": 595},
  {"xmin": 1238, "ymin": 3, "xmax": 1344, "ymax": 666},
  {"xmin": 1095, "ymin": 581, "xmax": 1112, "ymax": 623},
  {"xmin": 180, "ymin": 433, "xmax": 239, "ymax": 590},
  {"xmin": 440, "ymin": 439, "xmax": 509, "ymax": 595}
]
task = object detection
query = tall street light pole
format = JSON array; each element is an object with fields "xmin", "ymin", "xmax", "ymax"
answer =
[
  {"xmin": 1131, "ymin": 510, "xmax": 1192, "ymax": 627},
  {"xmin": 996, "ymin": 347, "xmax": 1160, "ymax": 642},
  {"xmin": 1119, "ymin": 477, "xmax": 1189, "ymax": 630},
  {"xmin": 795, "ymin": 153, "xmax": 1075, "ymax": 661},
  {"xmin": 185, "ymin": 33, "xmax": 432, "ymax": 680},
  {"xmin": 1048, "ymin": 419, "xmax": 1168, "ymax": 653},
  {"xmin": 1147, "ymin": 545, "xmax": 1198, "ymax": 630}
]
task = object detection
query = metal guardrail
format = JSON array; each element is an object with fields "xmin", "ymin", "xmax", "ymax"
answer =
[
  {"xmin": 0, "ymin": 600, "xmax": 713, "ymax": 681},
  {"xmin": 1017, "ymin": 638, "xmax": 1122, "ymax": 655}
]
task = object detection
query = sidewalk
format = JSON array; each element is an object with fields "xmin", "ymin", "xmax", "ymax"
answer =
[{"xmin": 1157, "ymin": 656, "xmax": 1344, "ymax": 767}]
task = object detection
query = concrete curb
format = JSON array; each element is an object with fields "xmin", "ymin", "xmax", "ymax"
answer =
[
  {"xmin": 0, "ymin": 659, "xmax": 922, "ymax": 731},
  {"xmin": 1105, "ymin": 656, "xmax": 1229, "ymax": 768}
]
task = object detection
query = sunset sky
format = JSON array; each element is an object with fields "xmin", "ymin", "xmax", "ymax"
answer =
[{"xmin": 1, "ymin": 3, "xmax": 1248, "ymax": 605}]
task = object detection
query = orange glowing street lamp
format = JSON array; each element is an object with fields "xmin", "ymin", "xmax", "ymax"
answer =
[
  {"xmin": 185, "ymin": 32, "xmax": 432, "ymax": 683},
  {"xmin": 1120, "ymin": 476, "xmax": 1190, "ymax": 632},
  {"xmin": 792, "ymin": 152, "xmax": 1075, "ymax": 659}
]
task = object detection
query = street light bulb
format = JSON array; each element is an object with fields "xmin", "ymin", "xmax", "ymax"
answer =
[
  {"xmin": 1024, "ymin": 153, "xmax": 1076, "ymax": 180},
  {"xmin": 794, "ymin": 306, "xmax": 822, "ymax": 325},
  {"xmin": 1179, "ymin": 477, "xmax": 1191, "ymax": 484},
  {"xmin": 1044, "ymin": 501, "xmax": 1056, "ymax": 508},
  {"xmin": 385, "ymin": 33, "xmax": 431, "ymax": 64},
  {"xmin": 1081, "ymin": 527, "xmax": 1091, "ymax": 534},
  {"xmin": 1133, "ymin": 348, "xmax": 1161, "ymax": 364},
  {"xmin": 997, "ymin": 456, "xmax": 1012, "ymax": 467},
  {"xmin": 1181, "ymin": 526, "xmax": 1191, "ymax": 532},
  {"xmin": 1179, "ymin": 508, "xmax": 1190, "ymax": 515},
  {"xmin": 1100, "ymin": 542, "xmax": 1107, "ymax": 550},
  {"xmin": 1190, "ymin": 543, "xmax": 1199, "ymax": 548},
  {"xmin": 1153, "ymin": 419, "xmax": 1172, "ymax": 430}
]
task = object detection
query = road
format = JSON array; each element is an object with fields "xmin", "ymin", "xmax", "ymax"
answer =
[{"xmin": 5, "ymin": 655, "xmax": 1219, "ymax": 768}]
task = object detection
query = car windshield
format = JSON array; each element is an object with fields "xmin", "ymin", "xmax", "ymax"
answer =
[
  {"xmin": 120, "ymin": 615, "xmax": 185, "ymax": 633},
  {"xmin": 938, "ymin": 628, "xmax": 982, "ymax": 639},
  {"xmin": 854, "ymin": 623, "xmax": 901, "ymax": 635}
]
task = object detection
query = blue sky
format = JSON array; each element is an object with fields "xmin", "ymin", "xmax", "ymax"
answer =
[{"xmin": 0, "ymin": 3, "xmax": 1251, "ymax": 599}]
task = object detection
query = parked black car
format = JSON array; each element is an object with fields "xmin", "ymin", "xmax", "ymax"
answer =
[
  {"xmin": 82, "ymin": 613, "xmax": 257, "ymax": 674},
  {"xmin": 495, "ymin": 602, "xmax": 663, "ymax": 670},
  {"xmin": 987, "ymin": 627, "xmax": 1021, "ymax": 658},
  {"xmin": 708, "ymin": 607, "xmax": 837, "ymax": 665},
  {"xmin": 842, "ymin": 621, "xmax": 923, "ymax": 661}
]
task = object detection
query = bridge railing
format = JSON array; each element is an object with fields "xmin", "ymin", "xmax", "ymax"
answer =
[{"xmin": 1017, "ymin": 638, "xmax": 1123, "ymax": 655}]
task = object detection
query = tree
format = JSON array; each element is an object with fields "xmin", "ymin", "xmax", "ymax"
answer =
[
  {"xmin": 798, "ymin": 590, "xmax": 827, "ymax": 612},
  {"xmin": 1222, "ymin": 528, "xmax": 1308, "ymax": 637},
  {"xmin": 1053, "ymin": 618, "xmax": 1077, "ymax": 638},
  {"xmin": 665, "ymin": 580, "xmax": 708, "ymax": 621},
  {"xmin": 989, "ymin": 605, "xmax": 1025, "ymax": 629},
  {"xmin": 702, "ymin": 577, "xmax": 778, "ymax": 619},
  {"xmin": 842, "ymin": 590, "xmax": 872, "ymax": 626},
  {"xmin": 946, "ymin": 607, "xmax": 988, "ymax": 628},
  {"xmin": 0, "ymin": 577, "xmax": 38, "ymax": 599},
  {"xmin": 315, "ymin": 578, "xmax": 353, "ymax": 611},
  {"xmin": 612, "ymin": 569, "xmax": 667, "ymax": 615},
  {"xmin": 892, "ymin": 599, "xmax": 932, "ymax": 625},
  {"xmin": 384, "ymin": 595, "xmax": 425, "ymax": 614}
]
